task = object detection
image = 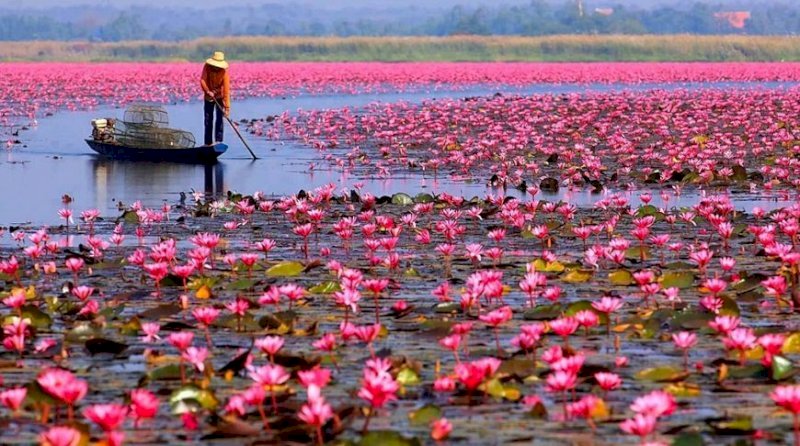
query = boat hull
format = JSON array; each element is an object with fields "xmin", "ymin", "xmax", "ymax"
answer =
[{"xmin": 85, "ymin": 140, "xmax": 227, "ymax": 164}]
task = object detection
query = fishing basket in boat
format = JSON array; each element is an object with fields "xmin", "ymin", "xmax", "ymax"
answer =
[
  {"xmin": 123, "ymin": 103, "xmax": 169, "ymax": 128},
  {"xmin": 92, "ymin": 103, "xmax": 196, "ymax": 149},
  {"xmin": 113, "ymin": 121, "xmax": 196, "ymax": 149}
]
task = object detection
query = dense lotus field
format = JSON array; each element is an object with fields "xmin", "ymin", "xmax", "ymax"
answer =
[
  {"xmin": 0, "ymin": 184, "xmax": 800, "ymax": 445},
  {"xmin": 4, "ymin": 62, "xmax": 800, "ymax": 445},
  {"xmin": 4, "ymin": 61, "xmax": 800, "ymax": 130}
]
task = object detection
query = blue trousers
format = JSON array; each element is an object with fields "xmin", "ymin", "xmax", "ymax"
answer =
[{"xmin": 204, "ymin": 100, "xmax": 224, "ymax": 145}]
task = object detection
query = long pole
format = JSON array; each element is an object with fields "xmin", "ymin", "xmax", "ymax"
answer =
[{"xmin": 213, "ymin": 98, "xmax": 258, "ymax": 160}]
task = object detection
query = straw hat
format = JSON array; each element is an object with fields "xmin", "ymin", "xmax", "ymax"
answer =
[{"xmin": 206, "ymin": 51, "xmax": 229, "ymax": 70}]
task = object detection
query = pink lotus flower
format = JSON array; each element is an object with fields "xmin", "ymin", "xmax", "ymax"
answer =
[
  {"xmin": 620, "ymin": 413, "xmax": 657, "ymax": 438},
  {"xmin": 0, "ymin": 387, "xmax": 26, "ymax": 413},
  {"xmin": 630, "ymin": 390, "xmax": 676, "ymax": 418},
  {"xmin": 594, "ymin": 372, "xmax": 622, "ymax": 392},
  {"xmin": 431, "ymin": 417, "xmax": 453, "ymax": 441},
  {"xmin": 83, "ymin": 403, "xmax": 128, "ymax": 431},
  {"xmin": 129, "ymin": 389, "xmax": 159, "ymax": 427},
  {"xmin": 39, "ymin": 426, "xmax": 81, "ymax": 446}
]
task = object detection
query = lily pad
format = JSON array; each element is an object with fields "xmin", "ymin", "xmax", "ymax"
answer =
[
  {"xmin": 308, "ymin": 281, "xmax": 341, "ymax": 295},
  {"xmin": 391, "ymin": 193, "xmax": 414, "ymax": 206},
  {"xmin": 85, "ymin": 338, "xmax": 129, "ymax": 356},
  {"xmin": 396, "ymin": 368, "xmax": 421, "ymax": 386},
  {"xmin": 408, "ymin": 404, "xmax": 441, "ymax": 426},
  {"xmin": 359, "ymin": 431, "xmax": 421, "ymax": 446},
  {"xmin": 772, "ymin": 355, "xmax": 794, "ymax": 381},
  {"xmin": 561, "ymin": 269, "xmax": 593, "ymax": 283},
  {"xmin": 170, "ymin": 385, "xmax": 219, "ymax": 413},
  {"xmin": 530, "ymin": 259, "xmax": 565, "ymax": 273},
  {"xmin": 608, "ymin": 269, "xmax": 635, "ymax": 286},
  {"xmin": 661, "ymin": 271, "xmax": 695, "ymax": 289},
  {"xmin": 635, "ymin": 365, "xmax": 689, "ymax": 382},
  {"xmin": 266, "ymin": 261, "xmax": 305, "ymax": 277}
]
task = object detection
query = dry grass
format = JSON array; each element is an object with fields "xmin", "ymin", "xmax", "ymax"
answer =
[{"xmin": 3, "ymin": 35, "xmax": 800, "ymax": 62}]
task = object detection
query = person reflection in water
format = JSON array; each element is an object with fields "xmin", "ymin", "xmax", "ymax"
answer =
[{"xmin": 200, "ymin": 51, "xmax": 231, "ymax": 146}]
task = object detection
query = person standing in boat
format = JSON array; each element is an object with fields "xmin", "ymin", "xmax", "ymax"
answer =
[{"xmin": 200, "ymin": 51, "xmax": 230, "ymax": 146}]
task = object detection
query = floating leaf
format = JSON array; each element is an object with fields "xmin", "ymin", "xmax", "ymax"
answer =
[
  {"xmin": 530, "ymin": 259, "xmax": 565, "ymax": 273},
  {"xmin": 147, "ymin": 363, "xmax": 182, "ymax": 381},
  {"xmin": 624, "ymin": 247, "xmax": 651, "ymax": 261},
  {"xmin": 66, "ymin": 324, "xmax": 103, "ymax": 343},
  {"xmin": 608, "ymin": 269, "xmax": 634, "ymax": 286},
  {"xmin": 707, "ymin": 416, "xmax": 754, "ymax": 435},
  {"xmin": 414, "ymin": 193, "xmax": 434, "ymax": 203},
  {"xmin": 434, "ymin": 302, "xmax": 460, "ymax": 314},
  {"xmin": 661, "ymin": 271, "xmax": 695, "ymax": 289},
  {"xmin": 308, "ymin": 281, "xmax": 341, "ymax": 295},
  {"xmin": 218, "ymin": 347, "xmax": 252, "ymax": 377},
  {"xmin": 16, "ymin": 305, "xmax": 52, "ymax": 329},
  {"xmin": 783, "ymin": 332, "xmax": 800, "ymax": 354},
  {"xmin": 170, "ymin": 385, "xmax": 219, "ymax": 413},
  {"xmin": 266, "ymin": 261, "xmax": 305, "ymax": 277},
  {"xmin": 731, "ymin": 165, "xmax": 748, "ymax": 182},
  {"xmin": 719, "ymin": 297, "xmax": 740, "ymax": 317},
  {"xmin": 408, "ymin": 404, "xmax": 441, "ymax": 427},
  {"xmin": 523, "ymin": 303, "xmax": 561, "ymax": 321},
  {"xmin": 727, "ymin": 364, "xmax": 769, "ymax": 380},
  {"xmin": 359, "ymin": 431, "xmax": 421, "ymax": 446},
  {"xmin": 672, "ymin": 432, "xmax": 705, "ymax": 446},
  {"xmin": 561, "ymin": 269, "xmax": 593, "ymax": 283},
  {"xmin": 396, "ymin": 368, "xmax": 420, "ymax": 386},
  {"xmin": 589, "ymin": 398, "xmax": 609, "ymax": 420},
  {"xmin": 85, "ymin": 338, "xmax": 129, "ymax": 356},
  {"xmin": 119, "ymin": 210, "xmax": 140, "ymax": 224},
  {"xmin": 772, "ymin": 355, "xmax": 794, "ymax": 381},
  {"xmin": 671, "ymin": 310, "xmax": 713, "ymax": 330},
  {"xmin": 664, "ymin": 382, "xmax": 701, "ymax": 397},
  {"xmin": 565, "ymin": 301, "xmax": 608, "ymax": 324},
  {"xmin": 203, "ymin": 417, "xmax": 261, "ymax": 439},
  {"xmin": 391, "ymin": 193, "xmax": 414, "ymax": 206},
  {"xmin": 227, "ymin": 279, "xmax": 256, "ymax": 291},
  {"xmin": 138, "ymin": 304, "xmax": 182, "ymax": 320},
  {"xmin": 635, "ymin": 366, "xmax": 689, "ymax": 382},
  {"xmin": 196, "ymin": 285, "xmax": 213, "ymax": 300}
]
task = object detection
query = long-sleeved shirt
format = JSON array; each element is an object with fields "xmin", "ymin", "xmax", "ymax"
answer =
[{"xmin": 200, "ymin": 63, "xmax": 231, "ymax": 109}]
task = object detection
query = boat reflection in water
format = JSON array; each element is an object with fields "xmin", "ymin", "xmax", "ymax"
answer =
[{"xmin": 91, "ymin": 158, "xmax": 226, "ymax": 212}]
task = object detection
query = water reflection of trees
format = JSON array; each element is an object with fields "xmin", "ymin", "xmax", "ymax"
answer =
[{"xmin": 91, "ymin": 159, "xmax": 225, "ymax": 210}]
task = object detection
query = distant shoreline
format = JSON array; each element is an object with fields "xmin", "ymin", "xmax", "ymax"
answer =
[{"xmin": 3, "ymin": 35, "xmax": 800, "ymax": 62}]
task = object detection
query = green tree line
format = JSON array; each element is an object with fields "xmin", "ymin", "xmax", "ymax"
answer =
[{"xmin": 2, "ymin": 2, "xmax": 800, "ymax": 42}]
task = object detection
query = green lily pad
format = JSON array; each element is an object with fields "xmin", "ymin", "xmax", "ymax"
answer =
[
  {"xmin": 561, "ymin": 269, "xmax": 593, "ymax": 283},
  {"xmin": 608, "ymin": 269, "xmax": 634, "ymax": 286},
  {"xmin": 170, "ymin": 385, "xmax": 219, "ymax": 413},
  {"xmin": 308, "ymin": 281, "xmax": 341, "ymax": 295},
  {"xmin": 266, "ymin": 261, "xmax": 305, "ymax": 277},
  {"xmin": 523, "ymin": 304, "xmax": 562, "ymax": 321},
  {"xmin": 66, "ymin": 324, "xmax": 104, "ymax": 343},
  {"xmin": 408, "ymin": 404, "xmax": 441, "ymax": 427},
  {"xmin": 672, "ymin": 432, "xmax": 705, "ymax": 446},
  {"xmin": 707, "ymin": 416, "xmax": 754, "ymax": 435},
  {"xmin": 772, "ymin": 355, "xmax": 794, "ymax": 381},
  {"xmin": 635, "ymin": 365, "xmax": 689, "ymax": 382},
  {"xmin": 661, "ymin": 271, "xmax": 695, "ymax": 289},
  {"xmin": 359, "ymin": 431, "xmax": 421, "ymax": 446},
  {"xmin": 227, "ymin": 278, "xmax": 257, "ymax": 291},
  {"xmin": 391, "ymin": 193, "xmax": 414, "ymax": 206},
  {"xmin": 17, "ymin": 305, "xmax": 52, "ymax": 329},
  {"xmin": 147, "ymin": 363, "xmax": 183, "ymax": 381},
  {"xmin": 396, "ymin": 368, "xmax": 420, "ymax": 386},
  {"xmin": 530, "ymin": 259, "xmax": 565, "ymax": 273}
]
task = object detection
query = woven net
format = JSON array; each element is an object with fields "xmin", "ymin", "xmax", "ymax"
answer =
[{"xmin": 110, "ymin": 103, "xmax": 195, "ymax": 149}]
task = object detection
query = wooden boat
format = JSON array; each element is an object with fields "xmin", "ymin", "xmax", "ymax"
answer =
[{"xmin": 85, "ymin": 140, "xmax": 228, "ymax": 164}]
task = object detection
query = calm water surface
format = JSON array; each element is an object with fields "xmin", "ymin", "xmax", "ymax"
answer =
[{"xmin": 1, "ymin": 82, "xmax": 797, "ymax": 225}]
